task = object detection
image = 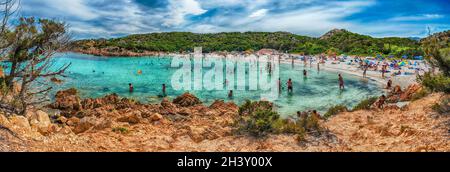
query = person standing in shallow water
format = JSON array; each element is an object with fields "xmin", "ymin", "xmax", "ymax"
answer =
[
  {"xmin": 386, "ymin": 79, "xmax": 392, "ymax": 89},
  {"xmin": 338, "ymin": 74, "xmax": 345, "ymax": 90},
  {"xmin": 317, "ymin": 61, "xmax": 320, "ymax": 71},
  {"xmin": 303, "ymin": 69, "xmax": 308, "ymax": 78},
  {"xmin": 129, "ymin": 83, "xmax": 134, "ymax": 93},
  {"xmin": 162, "ymin": 84, "xmax": 166, "ymax": 96},
  {"xmin": 278, "ymin": 78, "xmax": 282, "ymax": 94},
  {"xmin": 287, "ymin": 78, "xmax": 293, "ymax": 93},
  {"xmin": 228, "ymin": 90, "xmax": 233, "ymax": 99}
]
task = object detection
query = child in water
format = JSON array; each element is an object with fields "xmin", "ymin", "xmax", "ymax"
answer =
[
  {"xmin": 129, "ymin": 83, "xmax": 134, "ymax": 93},
  {"xmin": 287, "ymin": 78, "xmax": 293, "ymax": 93}
]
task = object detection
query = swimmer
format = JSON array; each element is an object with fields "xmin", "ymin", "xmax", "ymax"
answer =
[
  {"xmin": 287, "ymin": 78, "xmax": 293, "ymax": 93},
  {"xmin": 303, "ymin": 70, "xmax": 307, "ymax": 78},
  {"xmin": 129, "ymin": 83, "xmax": 134, "ymax": 93},
  {"xmin": 228, "ymin": 90, "xmax": 233, "ymax": 99},
  {"xmin": 338, "ymin": 74, "xmax": 345, "ymax": 90}
]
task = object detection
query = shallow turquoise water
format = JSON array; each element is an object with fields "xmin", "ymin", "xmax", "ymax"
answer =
[{"xmin": 36, "ymin": 53, "xmax": 383, "ymax": 117}]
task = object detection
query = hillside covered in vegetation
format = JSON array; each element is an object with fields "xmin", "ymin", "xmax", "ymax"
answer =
[{"xmin": 72, "ymin": 29, "xmax": 428, "ymax": 58}]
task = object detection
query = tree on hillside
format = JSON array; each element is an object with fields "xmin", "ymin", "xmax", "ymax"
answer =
[
  {"xmin": 2, "ymin": 17, "xmax": 72, "ymax": 115},
  {"xmin": 419, "ymin": 30, "xmax": 450, "ymax": 93},
  {"xmin": 0, "ymin": 0, "xmax": 72, "ymax": 115},
  {"xmin": 422, "ymin": 32, "xmax": 450, "ymax": 76}
]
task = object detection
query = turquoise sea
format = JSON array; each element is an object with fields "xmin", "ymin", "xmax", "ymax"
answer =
[{"xmin": 31, "ymin": 53, "xmax": 383, "ymax": 117}]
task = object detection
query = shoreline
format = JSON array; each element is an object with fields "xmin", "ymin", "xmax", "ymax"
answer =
[{"xmin": 66, "ymin": 51, "xmax": 418, "ymax": 90}]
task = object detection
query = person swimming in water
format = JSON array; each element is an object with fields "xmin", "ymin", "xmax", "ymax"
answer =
[
  {"xmin": 228, "ymin": 90, "xmax": 233, "ymax": 99},
  {"xmin": 287, "ymin": 78, "xmax": 293, "ymax": 93},
  {"xmin": 338, "ymin": 74, "xmax": 345, "ymax": 90},
  {"xmin": 129, "ymin": 83, "xmax": 134, "ymax": 93},
  {"xmin": 303, "ymin": 69, "xmax": 307, "ymax": 78}
]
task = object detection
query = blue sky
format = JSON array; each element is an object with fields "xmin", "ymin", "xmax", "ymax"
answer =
[{"xmin": 19, "ymin": 0, "xmax": 450, "ymax": 39}]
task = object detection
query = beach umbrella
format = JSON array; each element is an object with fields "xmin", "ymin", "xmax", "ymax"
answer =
[
  {"xmin": 414, "ymin": 56, "xmax": 423, "ymax": 60},
  {"xmin": 398, "ymin": 61, "xmax": 406, "ymax": 66}
]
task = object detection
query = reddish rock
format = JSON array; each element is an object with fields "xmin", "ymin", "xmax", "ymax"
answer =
[
  {"xmin": 173, "ymin": 92, "xmax": 202, "ymax": 107},
  {"xmin": 117, "ymin": 111, "xmax": 143, "ymax": 124},
  {"xmin": 209, "ymin": 100, "xmax": 239, "ymax": 115},
  {"xmin": 400, "ymin": 84, "xmax": 423, "ymax": 101},
  {"xmin": 73, "ymin": 116, "xmax": 111, "ymax": 134},
  {"xmin": 52, "ymin": 88, "xmax": 82, "ymax": 112}
]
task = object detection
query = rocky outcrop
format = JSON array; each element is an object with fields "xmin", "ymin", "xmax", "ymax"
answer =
[
  {"xmin": 320, "ymin": 29, "xmax": 348, "ymax": 40},
  {"xmin": 173, "ymin": 92, "xmax": 202, "ymax": 107},
  {"xmin": 117, "ymin": 111, "xmax": 143, "ymax": 124},
  {"xmin": 47, "ymin": 89, "xmax": 238, "ymax": 137},
  {"xmin": 51, "ymin": 88, "xmax": 82, "ymax": 115},
  {"xmin": 400, "ymin": 84, "xmax": 423, "ymax": 101},
  {"xmin": 28, "ymin": 110, "xmax": 54, "ymax": 135},
  {"xmin": 209, "ymin": 100, "xmax": 239, "ymax": 115},
  {"xmin": 73, "ymin": 116, "xmax": 112, "ymax": 134},
  {"xmin": 387, "ymin": 84, "xmax": 423, "ymax": 102}
]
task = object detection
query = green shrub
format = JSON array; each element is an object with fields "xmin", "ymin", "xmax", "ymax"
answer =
[
  {"xmin": 352, "ymin": 97, "xmax": 378, "ymax": 111},
  {"xmin": 236, "ymin": 100, "xmax": 325, "ymax": 140},
  {"xmin": 410, "ymin": 89, "xmax": 430, "ymax": 101},
  {"xmin": 239, "ymin": 100, "xmax": 273, "ymax": 116},
  {"xmin": 419, "ymin": 73, "xmax": 450, "ymax": 93},
  {"xmin": 239, "ymin": 109, "xmax": 279, "ymax": 137},
  {"xmin": 324, "ymin": 105, "xmax": 348, "ymax": 119},
  {"xmin": 431, "ymin": 97, "xmax": 450, "ymax": 114},
  {"xmin": 112, "ymin": 127, "xmax": 129, "ymax": 134},
  {"xmin": 305, "ymin": 114, "xmax": 322, "ymax": 133}
]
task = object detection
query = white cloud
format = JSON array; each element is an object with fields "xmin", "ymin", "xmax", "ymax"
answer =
[
  {"xmin": 189, "ymin": 0, "xmax": 375, "ymax": 37},
  {"xmin": 249, "ymin": 9, "xmax": 268, "ymax": 18},
  {"xmin": 18, "ymin": 0, "xmax": 450, "ymax": 38},
  {"xmin": 22, "ymin": 0, "xmax": 98, "ymax": 20},
  {"xmin": 389, "ymin": 14, "xmax": 444, "ymax": 22},
  {"xmin": 163, "ymin": 0, "xmax": 207, "ymax": 27}
]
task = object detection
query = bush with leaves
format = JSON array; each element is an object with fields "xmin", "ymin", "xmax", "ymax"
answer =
[
  {"xmin": 419, "ymin": 73, "xmax": 450, "ymax": 93},
  {"xmin": 324, "ymin": 105, "xmax": 348, "ymax": 119},
  {"xmin": 352, "ymin": 97, "xmax": 378, "ymax": 111},
  {"xmin": 410, "ymin": 88, "xmax": 430, "ymax": 101},
  {"xmin": 431, "ymin": 96, "xmax": 450, "ymax": 114},
  {"xmin": 235, "ymin": 100, "xmax": 324, "ymax": 141}
]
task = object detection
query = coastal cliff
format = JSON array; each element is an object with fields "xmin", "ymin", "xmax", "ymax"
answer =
[{"xmin": 1, "ymin": 85, "xmax": 449, "ymax": 152}]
